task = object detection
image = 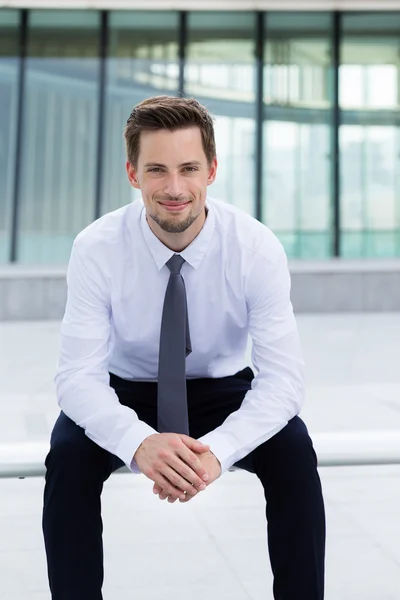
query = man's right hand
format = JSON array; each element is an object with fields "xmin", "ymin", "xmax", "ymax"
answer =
[{"xmin": 134, "ymin": 433, "xmax": 211, "ymax": 501}]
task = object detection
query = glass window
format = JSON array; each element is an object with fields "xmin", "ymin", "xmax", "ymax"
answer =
[
  {"xmin": 186, "ymin": 12, "xmax": 257, "ymax": 216},
  {"xmin": 16, "ymin": 10, "xmax": 101, "ymax": 264},
  {"xmin": 101, "ymin": 11, "xmax": 179, "ymax": 214},
  {"xmin": 340, "ymin": 13, "xmax": 400, "ymax": 257},
  {"xmin": 263, "ymin": 13, "xmax": 334, "ymax": 259},
  {"xmin": 0, "ymin": 10, "xmax": 19, "ymax": 263}
]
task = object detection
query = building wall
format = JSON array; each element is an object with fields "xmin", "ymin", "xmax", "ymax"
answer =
[{"xmin": 1, "ymin": 7, "xmax": 400, "ymax": 264}]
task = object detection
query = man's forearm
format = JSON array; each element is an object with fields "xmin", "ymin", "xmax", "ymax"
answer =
[
  {"xmin": 57, "ymin": 374, "xmax": 157, "ymax": 472},
  {"xmin": 198, "ymin": 378, "xmax": 303, "ymax": 474}
]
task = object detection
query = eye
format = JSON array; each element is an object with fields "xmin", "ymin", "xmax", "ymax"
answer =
[
  {"xmin": 148, "ymin": 168, "xmax": 163, "ymax": 173},
  {"xmin": 184, "ymin": 167, "xmax": 198, "ymax": 172}
]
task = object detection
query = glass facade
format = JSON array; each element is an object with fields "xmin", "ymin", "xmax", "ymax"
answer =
[
  {"xmin": 1, "ymin": 8, "xmax": 400, "ymax": 263},
  {"xmin": 340, "ymin": 13, "xmax": 400, "ymax": 258},
  {"xmin": 263, "ymin": 13, "xmax": 334, "ymax": 258},
  {"xmin": 18, "ymin": 10, "xmax": 101, "ymax": 263}
]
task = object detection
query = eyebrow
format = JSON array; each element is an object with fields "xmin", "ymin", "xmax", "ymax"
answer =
[{"xmin": 143, "ymin": 161, "xmax": 202, "ymax": 168}]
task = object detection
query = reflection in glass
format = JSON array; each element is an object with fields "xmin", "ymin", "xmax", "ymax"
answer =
[
  {"xmin": 340, "ymin": 14, "xmax": 400, "ymax": 257},
  {"xmin": 101, "ymin": 12, "xmax": 179, "ymax": 214},
  {"xmin": 186, "ymin": 12, "xmax": 256, "ymax": 216},
  {"xmin": 263, "ymin": 13, "xmax": 333, "ymax": 259},
  {"xmin": 16, "ymin": 10, "xmax": 100, "ymax": 264},
  {"xmin": 0, "ymin": 10, "xmax": 19, "ymax": 263}
]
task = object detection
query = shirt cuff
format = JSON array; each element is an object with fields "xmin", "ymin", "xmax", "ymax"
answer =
[
  {"xmin": 197, "ymin": 431, "xmax": 237, "ymax": 475},
  {"xmin": 115, "ymin": 421, "xmax": 158, "ymax": 474}
]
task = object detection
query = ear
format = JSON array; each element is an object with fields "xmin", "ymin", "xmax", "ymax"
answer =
[
  {"xmin": 126, "ymin": 161, "xmax": 141, "ymax": 190},
  {"xmin": 207, "ymin": 157, "xmax": 218, "ymax": 186}
]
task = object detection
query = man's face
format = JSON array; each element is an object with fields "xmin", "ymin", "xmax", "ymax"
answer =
[{"xmin": 126, "ymin": 127, "xmax": 217, "ymax": 234}]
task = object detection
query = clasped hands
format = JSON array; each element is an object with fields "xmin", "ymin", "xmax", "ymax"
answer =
[{"xmin": 134, "ymin": 433, "xmax": 221, "ymax": 503}]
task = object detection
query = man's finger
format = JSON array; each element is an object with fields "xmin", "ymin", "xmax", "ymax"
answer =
[
  {"xmin": 153, "ymin": 474, "xmax": 187, "ymax": 501},
  {"xmin": 175, "ymin": 447, "xmax": 210, "ymax": 484},
  {"xmin": 178, "ymin": 435, "xmax": 210, "ymax": 453},
  {"xmin": 154, "ymin": 484, "xmax": 182, "ymax": 501},
  {"xmin": 179, "ymin": 492, "xmax": 191, "ymax": 503}
]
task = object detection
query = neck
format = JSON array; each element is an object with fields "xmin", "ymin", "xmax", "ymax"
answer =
[{"xmin": 147, "ymin": 208, "xmax": 207, "ymax": 252}]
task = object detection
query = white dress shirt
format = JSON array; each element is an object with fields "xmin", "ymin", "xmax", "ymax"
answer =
[{"xmin": 54, "ymin": 196, "xmax": 305, "ymax": 475}]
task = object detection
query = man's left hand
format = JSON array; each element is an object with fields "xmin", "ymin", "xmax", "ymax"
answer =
[{"xmin": 153, "ymin": 449, "xmax": 221, "ymax": 503}]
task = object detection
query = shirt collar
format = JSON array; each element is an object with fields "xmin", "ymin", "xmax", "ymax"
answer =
[{"xmin": 139, "ymin": 197, "xmax": 215, "ymax": 271}]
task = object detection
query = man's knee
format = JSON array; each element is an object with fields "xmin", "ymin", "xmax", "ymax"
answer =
[
  {"xmin": 45, "ymin": 412, "xmax": 105, "ymax": 479},
  {"xmin": 277, "ymin": 416, "xmax": 313, "ymax": 451},
  {"xmin": 255, "ymin": 416, "xmax": 317, "ymax": 472}
]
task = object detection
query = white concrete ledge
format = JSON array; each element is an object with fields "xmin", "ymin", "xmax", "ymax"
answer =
[
  {"xmin": 0, "ymin": 0, "xmax": 399, "ymax": 10},
  {"xmin": 2, "ymin": 431, "xmax": 400, "ymax": 479},
  {"xmin": 312, "ymin": 431, "xmax": 400, "ymax": 467}
]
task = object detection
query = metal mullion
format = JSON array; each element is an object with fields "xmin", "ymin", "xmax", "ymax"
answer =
[
  {"xmin": 94, "ymin": 10, "xmax": 109, "ymax": 220},
  {"xmin": 332, "ymin": 11, "xmax": 341, "ymax": 257},
  {"xmin": 10, "ymin": 9, "xmax": 28, "ymax": 262},
  {"xmin": 178, "ymin": 11, "xmax": 187, "ymax": 97},
  {"xmin": 255, "ymin": 11, "xmax": 264, "ymax": 223}
]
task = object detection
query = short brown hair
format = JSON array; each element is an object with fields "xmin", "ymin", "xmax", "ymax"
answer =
[{"xmin": 124, "ymin": 95, "xmax": 216, "ymax": 168}]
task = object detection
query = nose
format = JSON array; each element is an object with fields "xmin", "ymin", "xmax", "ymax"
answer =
[{"xmin": 162, "ymin": 172, "xmax": 183, "ymax": 198}]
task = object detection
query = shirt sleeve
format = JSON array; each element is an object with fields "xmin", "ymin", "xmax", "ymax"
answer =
[
  {"xmin": 54, "ymin": 239, "xmax": 157, "ymax": 474},
  {"xmin": 197, "ymin": 237, "xmax": 305, "ymax": 474}
]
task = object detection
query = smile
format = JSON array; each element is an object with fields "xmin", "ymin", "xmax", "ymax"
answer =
[{"xmin": 159, "ymin": 202, "xmax": 191, "ymax": 212}]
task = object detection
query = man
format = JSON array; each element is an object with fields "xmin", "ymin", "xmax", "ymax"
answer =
[{"xmin": 42, "ymin": 95, "xmax": 325, "ymax": 599}]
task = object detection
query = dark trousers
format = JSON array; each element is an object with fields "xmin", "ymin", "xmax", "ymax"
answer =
[{"xmin": 42, "ymin": 367, "xmax": 325, "ymax": 600}]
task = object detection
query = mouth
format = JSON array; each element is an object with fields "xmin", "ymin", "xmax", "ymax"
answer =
[{"xmin": 159, "ymin": 201, "xmax": 191, "ymax": 212}]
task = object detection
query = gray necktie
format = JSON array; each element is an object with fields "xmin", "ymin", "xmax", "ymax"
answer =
[{"xmin": 157, "ymin": 254, "xmax": 192, "ymax": 435}]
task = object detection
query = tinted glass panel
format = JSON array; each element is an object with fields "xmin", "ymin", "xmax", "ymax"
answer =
[
  {"xmin": 16, "ymin": 10, "xmax": 100, "ymax": 264},
  {"xmin": 263, "ymin": 12, "xmax": 334, "ymax": 259},
  {"xmin": 340, "ymin": 13, "xmax": 400, "ymax": 257}
]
